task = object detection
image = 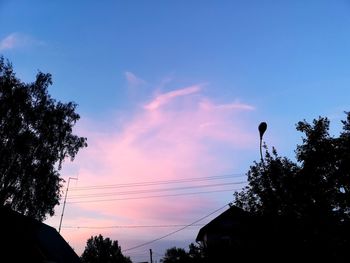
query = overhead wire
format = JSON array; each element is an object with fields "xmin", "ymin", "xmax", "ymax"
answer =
[
  {"xmin": 63, "ymin": 173, "xmax": 247, "ymax": 203},
  {"xmin": 59, "ymin": 175, "xmax": 244, "ymax": 259},
  {"xmin": 67, "ymin": 181, "xmax": 246, "ymax": 199},
  {"xmin": 69, "ymin": 174, "xmax": 246, "ymax": 191},
  {"xmin": 66, "ymin": 188, "xmax": 242, "ymax": 204},
  {"xmin": 60, "ymin": 224, "xmax": 205, "ymax": 229},
  {"xmin": 122, "ymin": 203, "xmax": 230, "ymax": 252},
  {"xmin": 58, "ymin": 174, "xmax": 245, "ymax": 260}
]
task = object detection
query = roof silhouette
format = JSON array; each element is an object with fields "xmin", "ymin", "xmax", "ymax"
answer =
[{"xmin": 0, "ymin": 206, "xmax": 81, "ymax": 263}]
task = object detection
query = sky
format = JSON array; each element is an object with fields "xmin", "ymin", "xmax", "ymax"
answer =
[{"xmin": 1, "ymin": 0, "xmax": 350, "ymax": 262}]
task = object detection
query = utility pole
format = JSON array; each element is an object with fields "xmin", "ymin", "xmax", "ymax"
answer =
[
  {"xmin": 58, "ymin": 177, "xmax": 78, "ymax": 233},
  {"xmin": 149, "ymin": 249, "xmax": 153, "ymax": 263}
]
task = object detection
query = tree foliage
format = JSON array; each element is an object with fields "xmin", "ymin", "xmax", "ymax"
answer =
[
  {"xmin": 234, "ymin": 113, "xmax": 350, "ymax": 222},
  {"xmin": 161, "ymin": 247, "xmax": 189, "ymax": 263},
  {"xmin": 80, "ymin": 234, "xmax": 132, "ymax": 263},
  {"xmin": 160, "ymin": 243, "xmax": 203, "ymax": 263},
  {"xmin": 0, "ymin": 56, "xmax": 87, "ymax": 221},
  {"xmin": 233, "ymin": 113, "xmax": 350, "ymax": 260},
  {"xmin": 187, "ymin": 243, "xmax": 203, "ymax": 262}
]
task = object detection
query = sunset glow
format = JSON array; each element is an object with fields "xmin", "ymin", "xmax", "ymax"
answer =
[{"xmin": 2, "ymin": 1, "xmax": 350, "ymax": 262}]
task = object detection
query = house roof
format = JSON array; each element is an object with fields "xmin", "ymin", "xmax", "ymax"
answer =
[
  {"xmin": 196, "ymin": 205, "xmax": 253, "ymax": 242},
  {"xmin": 0, "ymin": 206, "xmax": 81, "ymax": 263}
]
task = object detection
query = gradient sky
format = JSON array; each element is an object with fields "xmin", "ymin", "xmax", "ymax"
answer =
[{"xmin": 1, "ymin": 1, "xmax": 350, "ymax": 262}]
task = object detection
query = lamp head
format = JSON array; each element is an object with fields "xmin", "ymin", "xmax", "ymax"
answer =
[{"xmin": 258, "ymin": 122, "xmax": 267, "ymax": 140}]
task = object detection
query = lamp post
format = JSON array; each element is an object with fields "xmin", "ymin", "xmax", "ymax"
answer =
[
  {"xmin": 258, "ymin": 122, "xmax": 267, "ymax": 163},
  {"xmin": 58, "ymin": 177, "xmax": 77, "ymax": 233}
]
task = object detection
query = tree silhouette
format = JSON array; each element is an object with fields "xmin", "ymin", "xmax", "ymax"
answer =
[
  {"xmin": 0, "ymin": 56, "xmax": 87, "ymax": 221},
  {"xmin": 80, "ymin": 234, "xmax": 132, "ymax": 263},
  {"xmin": 187, "ymin": 243, "xmax": 203, "ymax": 262},
  {"xmin": 160, "ymin": 247, "xmax": 190, "ymax": 263},
  {"xmin": 161, "ymin": 243, "xmax": 203, "ymax": 263},
  {"xmin": 233, "ymin": 112, "xmax": 350, "ymax": 261}
]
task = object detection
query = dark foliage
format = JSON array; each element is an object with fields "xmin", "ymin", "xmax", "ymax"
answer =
[
  {"xmin": 233, "ymin": 113, "xmax": 350, "ymax": 261},
  {"xmin": 160, "ymin": 243, "xmax": 203, "ymax": 263},
  {"xmin": 0, "ymin": 56, "xmax": 87, "ymax": 221},
  {"xmin": 187, "ymin": 243, "xmax": 203, "ymax": 262},
  {"xmin": 80, "ymin": 234, "xmax": 132, "ymax": 263},
  {"xmin": 161, "ymin": 247, "xmax": 189, "ymax": 263}
]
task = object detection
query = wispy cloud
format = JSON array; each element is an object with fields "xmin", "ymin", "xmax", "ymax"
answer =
[
  {"xmin": 125, "ymin": 71, "xmax": 146, "ymax": 87},
  {"xmin": 0, "ymin": 33, "xmax": 19, "ymax": 51},
  {"xmin": 0, "ymin": 32, "xmax": 44, "ymax": 51},
  {"xmin": 199, "ymin": 99, "xmax": 255, "ymax": 111},
  {"xmin": 47, "ymin": 81, "xmax": 257, "ymax": 256},
  {"xmin": 144, "ymin": 85, "xmax": 202, "ymax": 110}
]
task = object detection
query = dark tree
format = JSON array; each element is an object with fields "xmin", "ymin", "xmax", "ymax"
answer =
[
  {"xmin": 233, "ymin": 113, "xmax": 350, "ymax": 261},
  {"xmin": 187, "ymin": 243, "xmax": 203, "ymax": 262},
  {"xmin": 160, "ymin": 247, "xmax": 190, "ymax": 263},
  {"xmin": 0, "ymin": 56, "xmax": 87, "ymax": 221},
  {"xmin": 160, "ymin": 244, "xmax": 203, "ymax": 263},
  {"xmin": 80, "ymin": 234, "xmax": 132, "ymax": 263}
]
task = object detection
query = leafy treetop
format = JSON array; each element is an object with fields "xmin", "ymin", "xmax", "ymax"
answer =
[
  {"xmin": 80, "ymin": 234, "xmax": 132, "ymax": 263},
  {"xmin": 234, "ymin": 112, "xmax": 350, "ymax": 223},
  {"xmin": 0, "ymin": 56, "xmax": 87, "ymax": 221}
]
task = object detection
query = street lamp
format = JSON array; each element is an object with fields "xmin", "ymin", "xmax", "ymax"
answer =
[{"xmin": 258, "ymin": 122, "xmax": 267, "ymax": 163}]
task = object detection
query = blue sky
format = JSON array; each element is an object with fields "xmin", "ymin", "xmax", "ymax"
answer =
[{"xmin": 1, "ymin": 1, "xmax": 350, "ymax": 262}]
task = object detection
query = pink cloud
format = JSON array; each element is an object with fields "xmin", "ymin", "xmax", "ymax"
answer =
[
  {"xmin": 0, "ymin": 32, "xmax": 44, "ymax": 51},
  {"xmin": 47, "ymin": 84, "xmax": 257, "ymax": 257},
  {"xmin": 124, "ymin": 71, "xmax": 146, "ymax": 87},
  {"xmin": 144, "ymin": 84, "xmax": 202, "ymax": 110},
  {"xmin": 0, "ymin": 33, "xmax": 19, "ymax": 51}
]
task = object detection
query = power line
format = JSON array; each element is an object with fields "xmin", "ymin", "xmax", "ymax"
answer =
[
  {"xmin": 66, "ymin": 188, "xmax": 242, "ymax": 204},
  {"xmin": 126, "ymin": 251, "xmax": 149, "ymax": 256},
  {"xmin": 60, "ymin": 224, "xmax": 205, "ymax": 229},
  {"xmin": 122, "ymin": 203, "xmax": 230, "ymax": 252},
  {"xmin": 67, "ymin": 181, "xmax": 246, "ymax": 199},
  {"xmin": 69, "ymin": 174, "xmax": 246, "ymax": 191}
]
